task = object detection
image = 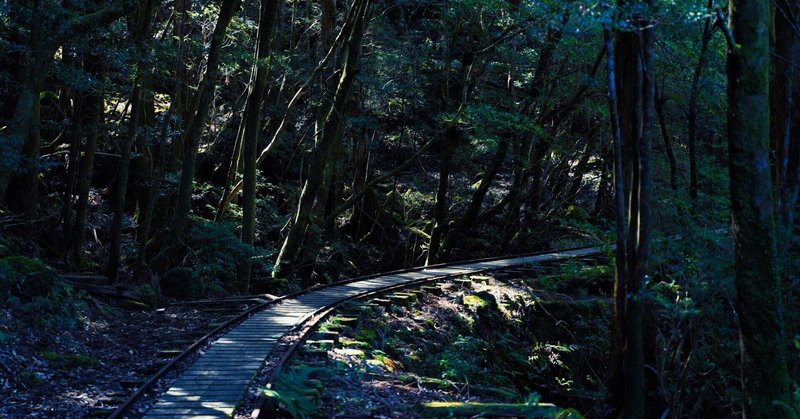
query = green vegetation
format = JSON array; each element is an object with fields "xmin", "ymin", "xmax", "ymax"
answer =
[
  {"xmin": 0, "ymin": 256, "xmax": 87, "ymax": 330},
  {"xmin": 0, "ymin": 0, "xmax": 798, "ymax": 416},
  {"xmin": 39, "ymin": 351, "xmax": 100, "ymax": 370}
]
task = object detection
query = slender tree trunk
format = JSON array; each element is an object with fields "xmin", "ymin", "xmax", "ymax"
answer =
[
  {"xmin": 238, "ymin": 0, "xmax": 280, "ymax": 288},
  {"xmin": 726, "ymin": 1, "xmax": 791, "ymax": 416},
  {"xmin": 604, "ymin": 21, "xmax": 629, "ymax": 416},
  {"xmin": 169, "ymin": 0, "xmax": 193, "ymax": 172},
  {"xmin": 168, "ymin": 0, "xmax": 241, "ymax": 246},
  {"xmin": 771, "ymin": 0, "xmax": 800, "ymax": 245},
  {"xmin": 426, "ymin": 130, "xmax": 457, "ymax": 264},
  {"xmin": 134, "ymin": 9, "xmax": 190, "ymax": 281},
  {"xmin": 135, "ymin": 73, "xmax": 156, "ymax": 225},
  {"xmin": 61, "ymin": 47, "xmax": 81, "ymax": 245},
  {"xmin": 655, "ymin": 83, "xmax": 678, "ymax": 189},
  {"xmin": 462, "ymin": 138, "xmax": 509, "ymax": 228},
  {"xmin": 107, "ymin": 0, "xmax": 157, "ymax": 282},
  {"xmin": 273, "ymin": 0, "xmax": 369, "ymax": 279},
  {"xmin": 107, "ymin": 82, "xmax": 144, "ymax": 282},
  {"xmin": 70, "ymin": 56, "xmax": 104, "ymax": 266},
  {"xmin": 687, "ymin": 0, "xmax": 714, "ymax": 208}
]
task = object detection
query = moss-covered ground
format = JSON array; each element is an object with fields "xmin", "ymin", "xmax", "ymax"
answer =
[{"xmin": 265, "ymin": 260, "xmax": 614, "ymax": 417}]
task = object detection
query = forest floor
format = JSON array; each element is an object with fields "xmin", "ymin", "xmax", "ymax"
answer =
[{"xmin": 0, "ymin": 297, "xmax": 253, "ymax": 417}]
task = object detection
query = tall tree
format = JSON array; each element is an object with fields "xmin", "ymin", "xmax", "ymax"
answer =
[
  {"xmin": 605, "ymin": 0, "xmax": 657, "ymax": 417},
  {"xmin": 106, "ymin": 0, "xmax": 158, "ymax": 282},
  {"xmin": 69, "ymin": 53, "xmax": 105, "ymax": 265},
  {"xmin": 273, "ymin": 0, "xmax": 371, "ymax": 279},
  {"xmin": 725, "ymin": 0, "xmax": 791, "ymax": 416},
  {"xmin": 687, "ymin": 0, "xmax": 715, "ymax": 208},
  {"xmin": 0, "ymin": 2, "xmax": 132, "ymax": 212},
  {"xmin": 770, "ymin": 0, "xmax": 800, "ymax": 247},
  {"xmin": 167, "ymin": 0, "xmax": 241, "ymax": 245},
  {"xmin": 238, "ymin": 0, "xmax": 281, "ymax": 288}
]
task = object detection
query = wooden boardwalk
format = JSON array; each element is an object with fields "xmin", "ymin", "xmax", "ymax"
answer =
[{"xmin": 142, "ymin": 247, "xmax": 603, "ymax": 417}]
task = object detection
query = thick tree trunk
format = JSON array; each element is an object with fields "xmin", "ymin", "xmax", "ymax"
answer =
[
  {"xmin": 605, "ymin": 1, "xmax": 657, "ymax": 416},
  {"xmin": 726, "ymin": 0, "xmax": 791, "ymax": 416}
]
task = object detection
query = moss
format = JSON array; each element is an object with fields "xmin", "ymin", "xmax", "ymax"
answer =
[
  {"xmin": 564, "ymin": 205, "xmax": 589, "ymax": 222},
  {"xmin": 340, "ymin": 337, "xmax": 371, "ymax": 350},
  {"xmin": 40, "ymin": 351, "xmax": 100, "ymax": 369},
  {"xmin": 463, "ymin": 294, "xmax": 489, "ymax": 310},
  {"xmin": 356, "ymin": 328, "xmax": 377, "ymax": 343}
]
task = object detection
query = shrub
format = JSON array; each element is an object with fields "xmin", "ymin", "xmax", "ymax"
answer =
[{"xmin": 0, "ymin": 256, "xmax": 87, "ymax": 330}]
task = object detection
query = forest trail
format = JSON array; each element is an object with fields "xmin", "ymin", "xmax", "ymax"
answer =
[{"xmin": 129, "ymin": 247, "xmax": 604, "ymax": 417}]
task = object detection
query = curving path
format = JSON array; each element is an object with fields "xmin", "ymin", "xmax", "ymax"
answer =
[{"xmin": 140, "ymin": 246, "xmax": 604, "ymax": 418}]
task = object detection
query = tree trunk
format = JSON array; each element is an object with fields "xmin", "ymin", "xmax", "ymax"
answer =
[
  {"xmin": 238, "ymin": 0, "xmax": 280, "ymax": 288},
  {"xmin": 771, "ymin": 0, "xmax": 800, "ymax": 246},
  {"xmin": 687, "ymin": 0, "xmax": 714, "ymax": 208},
  {"xmin": 0, "ymin": 2, "xmax": 132, "ymax": 206},
  {"xmin": 726, "ymin": 0, "xmax": 791, "ymax": 416},
  {"xmin": 462, "ymin": 137, "xmax": 509, "ymax": 228},
  {"xmin": 169, "ymin": 0, "xmax": 194, "ymax": 172},
  {"xmin": 605, "ymin": 1, "xmax": 658, "ymax": 416},
  {"xmin": 107, "ymin": 0, "xmax": 157, "ymax": 282},
  {"xmin": 426, "ymin": 128, "xmax": 457, "ymax": 264},
  {"xmin": 273, "ymin": 0, "xmax": 370, "ymax": 279},
  {"xmin": 168, "ymin": 0, "xmax": 241, "ymax": 246},
  {"xmin": 70, "ymin": 56, "xmax": 105, "ymax": 266},
  {"xmin": 655, "ymin": 83, "xmax": 678, "ymax": 190}
]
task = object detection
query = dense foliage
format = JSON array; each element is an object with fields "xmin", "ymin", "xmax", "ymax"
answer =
[{"xmin": 0, "ymin": 0, "xmax": 798, "ymax": 416}]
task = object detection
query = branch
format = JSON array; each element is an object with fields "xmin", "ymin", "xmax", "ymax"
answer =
[
  {"xmin": 54, "ymin": 3, "xmax": 134, "ymax": 46},
  {"xmin": 215, "ymin": 4, "xmax": 361, "ymax": 219},
  {"xmin": 714, "ymin": 8, "xmax": 735, "ymax": 50},
  {"xmin": 322, "ymin": 138, "xmax": 436, "ymax": 225}
]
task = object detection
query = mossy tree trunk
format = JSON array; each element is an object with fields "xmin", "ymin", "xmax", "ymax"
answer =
[
  {"xmin": 726, "ymin": 0, "xmax": 791, "ymax": 416},
  {"xmin": 273, "ymin": 0, "xmax": 370, "ymax": 279},
  {"xmin": 168, "ymin": 0, "xmax": 241, "ymax": 246}
]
